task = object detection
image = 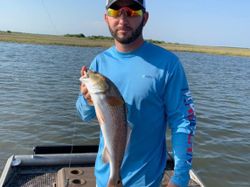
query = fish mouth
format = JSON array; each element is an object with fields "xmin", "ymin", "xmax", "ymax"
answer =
[
  {"xmin": 81, "ymin": 66, "xmax": 89, "ymax": 79},
  {"xmin": 79, "ymin": 66, "xmax": 89, "ymax": 83}
]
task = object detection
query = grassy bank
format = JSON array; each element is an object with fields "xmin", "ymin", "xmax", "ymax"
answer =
[
  {"xmin": 1, "ymin": 31, "xmax": 250, "ymax": 57},
  {"xmin": 0, "ymin": 31, "xmax": 113, "ymax": 47}
]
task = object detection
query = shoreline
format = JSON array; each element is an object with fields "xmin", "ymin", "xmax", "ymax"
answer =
[{"xmin": 1, "ymin": 31, "xmax": 250, "ymax": 57}]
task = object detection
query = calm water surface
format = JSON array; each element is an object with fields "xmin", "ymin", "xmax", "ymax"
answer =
[{"xmin": 0, "ymin": 42, "xmax": 249, "ymax": 187}]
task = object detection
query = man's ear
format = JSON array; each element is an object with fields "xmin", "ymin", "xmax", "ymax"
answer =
[
  {"xmin": 104, "ymin": 14, "xmax": 108, "ymax": 24},
  {"xmin": 142, "ymin": 12, "xmax": 149, "ymax": 26}
]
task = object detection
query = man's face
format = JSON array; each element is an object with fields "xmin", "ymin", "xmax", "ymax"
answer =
[{"xmin": 105, "ymin": 1, "xmax": 148, "ymax": 44}]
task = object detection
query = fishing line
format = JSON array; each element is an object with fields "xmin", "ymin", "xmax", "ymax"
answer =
[
  {"xmin": 68, "ymin": 110, "xmax": 79, "ymax": 169},
  {"xmin": 40, "ymin": 0, "xmax": 79, "ymax": 169},
  {"xmin": 40, "ymin": 0, "xmax": 59, "ymax": 34}
]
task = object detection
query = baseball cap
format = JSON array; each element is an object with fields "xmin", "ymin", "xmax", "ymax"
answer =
[{"xmin": 106, "ymin": 0, "xmax": 146, "ymax": 10}]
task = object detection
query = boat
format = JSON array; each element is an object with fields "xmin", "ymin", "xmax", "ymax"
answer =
[{"xmin": 0, "ymin": 145, "xmax": 205, "ymax": 187}]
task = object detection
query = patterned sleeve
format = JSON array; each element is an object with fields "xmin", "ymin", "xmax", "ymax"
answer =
[{"xmin": 164, "ymin": 58, "xmax": 196, "ymax": 187}]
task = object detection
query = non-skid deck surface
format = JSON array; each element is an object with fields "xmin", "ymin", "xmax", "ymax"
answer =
[{"xmin": 4, "ymin": 166, "xmax": 59, "ymax": 187}]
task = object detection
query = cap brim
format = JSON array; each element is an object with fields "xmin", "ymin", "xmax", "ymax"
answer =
[{"xmin": 106, "ymin": 0, "xmax": 145, "ymax": 10}]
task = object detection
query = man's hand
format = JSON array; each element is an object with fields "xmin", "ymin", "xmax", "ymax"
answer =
[
  {"xmin": 80, "ymin": 83, "xmax": 93, "ymax": 105},
  {"xmin": 80, "ymin": 66, "xmax": 93, "ymax": 105},
  {"xmin": 167, "ymin": 182, "xmax": 179, "ymax": 187}
]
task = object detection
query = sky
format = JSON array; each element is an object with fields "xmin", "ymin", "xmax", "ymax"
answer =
[{"xmin": 0, "ymin": 0, "xmax": 250, "ymax": 48}]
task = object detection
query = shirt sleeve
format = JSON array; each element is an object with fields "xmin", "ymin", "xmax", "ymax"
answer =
[
  {"xmin": 164, "ymin": 59, "xmax": 196, "ymax": 187},
  {"xmin": 76, "ymin": 93, "xmax": 95, "ymax": 121}
]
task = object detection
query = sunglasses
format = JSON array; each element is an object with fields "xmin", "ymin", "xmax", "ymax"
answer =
[{"xmin": 107, "ymin": 7, "xmax": 143, "ymax": 18}]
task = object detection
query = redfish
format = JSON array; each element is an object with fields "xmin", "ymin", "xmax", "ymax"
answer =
[{"xmin": 80, "ymin": 66, "xmax": 130, "ymax": 187}]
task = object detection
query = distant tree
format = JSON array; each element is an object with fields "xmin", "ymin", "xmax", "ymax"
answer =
[
  {"xmin": 146, "ymin": 39, "xmax": 164, "ymax": 44},
  {"xmin": 79, "ymin": 33, "xmax": 85, "ymax": 38},
  {"xmin": 88, "ymin": 35, "xmax": 113, "ymax": 40},
  {"xmin": 64, "ymin": 33, "xmax": 85, "ymax": 38},
  {"xmin": 7, "ymin": 30, "xmax": 12, "ymax": 33}
]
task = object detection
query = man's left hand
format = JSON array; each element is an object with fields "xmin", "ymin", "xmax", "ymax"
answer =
[{"xmin": 167, "ymin": 182, "xmax": 179, "ymax": 187}]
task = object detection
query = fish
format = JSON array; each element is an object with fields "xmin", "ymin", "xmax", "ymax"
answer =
[{"xmin": 79, "ymin": 66, "xmax": 130, "ymax": 187}]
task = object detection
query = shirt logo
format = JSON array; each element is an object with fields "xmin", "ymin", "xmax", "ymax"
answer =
[{"xmin": 142, "ymin": 74, "xmax": 154, "ymax": 79}]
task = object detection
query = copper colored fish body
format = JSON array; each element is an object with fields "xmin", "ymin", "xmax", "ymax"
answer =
[{"xmin": 80, "ymin": 67, "xmax": 129, "ymax": 187}]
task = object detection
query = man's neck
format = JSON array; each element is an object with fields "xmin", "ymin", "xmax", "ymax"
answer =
[{"xmin": 114, "ymin": 36, "xmax": 145, "ymax": 53}]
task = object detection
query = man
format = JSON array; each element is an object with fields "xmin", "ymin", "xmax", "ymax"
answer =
[{"xmin": 76, "ymin": 0, "xmax": 196, "ymax": 186}]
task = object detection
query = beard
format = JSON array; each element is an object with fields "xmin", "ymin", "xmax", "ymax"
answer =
[{"xmin": 108, "ymin": 19, "xmax": 144, "ymax": 44}]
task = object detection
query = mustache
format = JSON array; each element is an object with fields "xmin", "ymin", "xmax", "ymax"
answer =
[{"xmin": 116, "ymin": 26, "xmax": 132, "ymax": 31}]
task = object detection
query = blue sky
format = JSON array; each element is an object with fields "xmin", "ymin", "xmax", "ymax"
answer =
[{"xmin": 0, "ymin": 0, "xmax": 250, "ymax": 48}]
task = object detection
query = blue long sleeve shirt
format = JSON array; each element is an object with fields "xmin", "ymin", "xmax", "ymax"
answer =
[{"xmin": 76, "ymin": 42, "xmax": 196, "ymax": 187}]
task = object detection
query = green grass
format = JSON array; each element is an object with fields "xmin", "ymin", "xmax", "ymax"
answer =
[
  {"xmin": 0, "ymin": 31, "xmax": 113, "ymax": 47},
  {"xmin": 1, "ymin": 31, "xmax": 250, "ymax": 57}
]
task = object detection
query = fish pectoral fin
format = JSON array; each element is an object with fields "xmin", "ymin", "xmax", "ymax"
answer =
[
  {"xmin": 87, "ymin": 99, "xmax": 94, "ymax": 106},
  {"xmin": 102, "ymin": 147, "xmax": 111, "ymax": 163},
  {"xmin": 125, "ymin": 123, "xmax": 132, "ymax": 151},
  {"xmin": 106, "ymin": 96, "xmax": 124, "ymax": 106}
]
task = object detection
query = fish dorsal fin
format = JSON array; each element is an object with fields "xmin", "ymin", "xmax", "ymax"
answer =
[
  {"xmin": 102, "ymin": 146, "xmax": 111, "ymax": 163},
  {"xmin": 106, "ymin": 96, "xmax": 124, "ymax": 106}
]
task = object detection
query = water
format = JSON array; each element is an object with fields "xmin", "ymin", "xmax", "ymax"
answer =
[
  {"xmin": 0, "ymin": 42, "xmax": 249, "ymax": 187},
  {"xmin": 179, "ymin": 53, "xmax": 250, "ymax": 187}
]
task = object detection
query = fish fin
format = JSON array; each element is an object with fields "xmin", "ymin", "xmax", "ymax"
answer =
[
  {"xmin": 87, "ymin": 99, "xmax": 94, "ymax": 106},
  {"xmin": 107, "ymin": 178, "xmax": 123, "ymax": 187},
  {"xmin": 102, "ymin": 147, "xmax": 110, "ymax": 163},
  {"xmin": 95, "ymin": 105, "xmax": 105, "ymax": 125},
  {"xmin": 125, "ymin": 124, "xmax": 132, "ymax": 151},
  {"xmin": 106, "ymin": 96, "xmax": 124, "ymax": 106},
  {"xmin": 117, "ymin": 179, "xmax": 123, "ymax": 187}
]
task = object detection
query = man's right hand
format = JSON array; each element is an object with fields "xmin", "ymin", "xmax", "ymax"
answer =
[
  {"xmin": 80, "ymin": 83, "xmax": 93, "ymax": 105},
  {"xmin": 80, "ymin": 66, "xmax": 93, "ymax": 105}
]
